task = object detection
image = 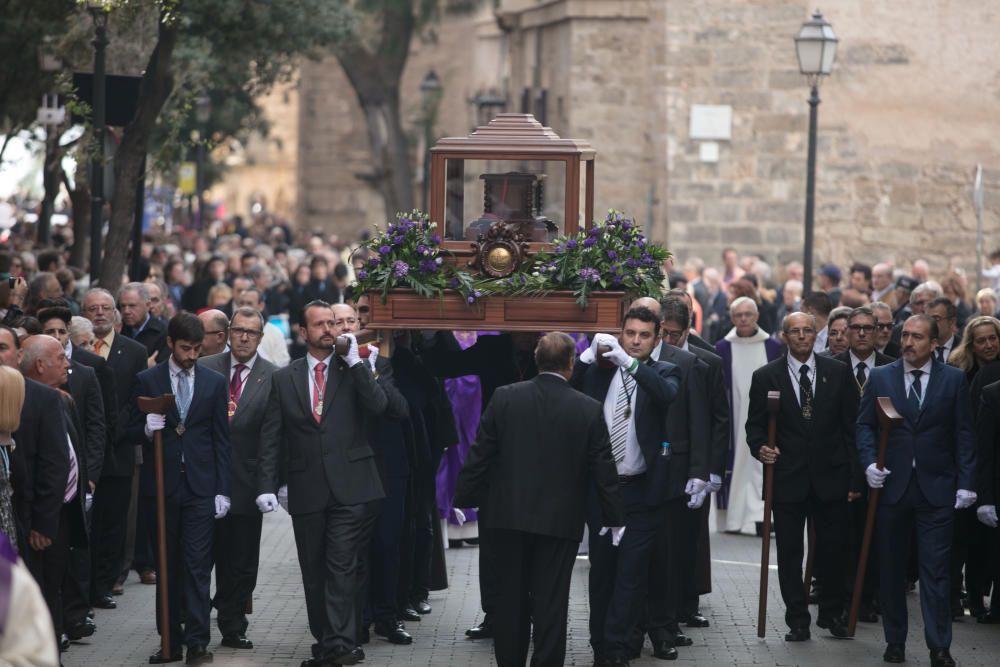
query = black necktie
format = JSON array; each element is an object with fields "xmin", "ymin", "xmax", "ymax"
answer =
[
  {"xmin": 799, "ymin": 364, "xmax": 813, "ymax": 419},
  {"xmin": 936, "ymin": 346, "xmax": 945, "ymax": 363},
  {"xmin": 856, "ymin": 362, "xmax": 867, "ymax": 387},
  {"xmin": 908, "ymin": 369, "xmax": 923, "ymax": 411}
]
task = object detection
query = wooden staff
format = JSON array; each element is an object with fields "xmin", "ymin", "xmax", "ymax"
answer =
[
  {"xmin": 138, "ymin": 394, "xmax": 176, "ymax": 660},
  {"xmin": 847, "ymin": 397, "xmax": 903, "ymax": 637},
  {"xmin": 803, "ymin": 517, "xmax": 816, "ymax": 599},
  {"xmin": 758, "ymin": 391, "xmax": 781, "ymax": 639}
]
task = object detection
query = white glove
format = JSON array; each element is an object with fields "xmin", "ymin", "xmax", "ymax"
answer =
[
  {"xmin": 256, "ymin": 493, "xmax": 278, "ymax": 513},
  {"xmin": 214, "ymin": 495, "xmax": 231, "ymax": 519},
  {"xmin": 340, "ymin": 333, "xmax": 362, "ymax": 367},
  {"xmin": 580, "ymin": 335, "xmax": 602, "ymax": 365},
  {"xmin": 955, "ymin": 489, "xmax": 978, "ymax": 510},
  {"xmin": 685, "ymin": 478, "xmax": 708, "ymax": 496},
  {"xmin": 276, "ymin": 485, "xmax": 289, "ymax": 512},
  {"xmin": 85, "ymin": 493, "xmax": 93, "ymax": 513},
  {"xmin": 687, "ymin": 489, "xmax": 708, "ymax": 509},
  {"xmin": 144, "ymin": 413, "xmax": 166, "ymax": 439},
  {"xmin": 599, "ymin": 336, "xmax": 633, "ymax": 369},
  {"xmin": 707, "ymin": 473, "xmax": 723, "ymax": 494},
  {"xmin": 977, "ymin": 504, "xmax": 998, "ymax": 528},
  {"xmin": 599, "ymin": 526, "xmax": 626, "ymax": 547},
  {"xmin": 366, "ymin": 345, "xmax": 379, "ymax": 372},
  {"xmin": 865, "ymin": 463, "xmax": 891, "ymax": 489}
]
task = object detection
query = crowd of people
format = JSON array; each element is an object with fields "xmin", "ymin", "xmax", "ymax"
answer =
[{"xmin": 0, "ymin": 221, "xmax": 996, "ymax": 667}]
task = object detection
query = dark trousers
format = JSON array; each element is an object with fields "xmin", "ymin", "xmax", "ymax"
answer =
[
  {"xmin": 846, "ymin": 493, "xmax": 879, "ymax": 609},
  {"xmin": 63, "ymin": 505, "xmax": 93, "ymax": 627},
  {"xmin": 478, "ymin": 506, "xmax": 499, "ymax": 616},
  {"xmin": 645, "ymin": 497, "xmax": 687, "ymax": 640},
  {"xmin": 90, "ymin": 474, "xmax": 132, "ymax": 598},
  {"xmin": 368, "ymin": 473, "xmax": 407, "ymax": 626},
  {"xmin": 24, "ymin": 502, "xmax": 72, "ymax": 640},
  {"xmin": 408, "ymin": 467, "xmax": 435, "ymax": 603},
  {"xmin": 877, "ymin": 478, "xmax": 953, "ymax": 649},
  {"xmin": 772, "ymin": 494, "xmax": 848, "ymax": 630},
  {"xmin": 212, "ymin": 511, "xmax": 263, "ymax": 638},
  {"xmin": 493, "ymin": 529, "xmax": 578, "ymax": 667},
  {"xmin": 157, "ymin": 480, "xmax": 215, "ymax": 652},
  {"xmin": 587, "ymin": 479, "xmax": 661, "ymax": 658},
  {"xmin": 950, "ymin": 506, "xmax": 990, "ymax": 611},
  {"xmin": 134, "ymin": 494, "xmax": 157, "ymax": 573},
  {"xmin": 292, "ymin": 498, "xmax": 379, "ymax": 656}
]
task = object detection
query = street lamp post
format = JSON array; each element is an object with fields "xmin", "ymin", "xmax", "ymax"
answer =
[
  {"xmin": 794, "ymin": 10, "xmax": 838, "ymax": 295},
  {"xmin": 419, "ymin": 71, "xmax": 443, "ymax": 213},
  {"xmin": 87, "ymin": 1, "xmax": 109, "ymax": 285},
  {"xmin": 195, "ymin": 95, "xmax": 211, "ymax": 229}
]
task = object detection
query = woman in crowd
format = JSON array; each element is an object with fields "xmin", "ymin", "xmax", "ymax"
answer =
[
  {"xmin": 976, "ymin": 288, "xmax": 999, "ymax": 318},
  {"xmin": 0, "ymin": 365, "xmax": 24, "ymax": 550}
]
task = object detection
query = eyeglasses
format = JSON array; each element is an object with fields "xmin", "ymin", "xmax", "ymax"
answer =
[
  {"xmin": 662, "ymin": 329, "xmax": 685, "ymax": 341},
  {"xmin": 875, "ymin": 322, "xmax": 893, "ymax": 331},
  {"xmin": 848, "ymin": 324, "xmax": 876, "ymax": 333},
  {"xmin": 357, "ymin": 305, "xmax": 370, "ymax": 314},
  {"xmin": 231, "ymin": 327, "xmax": 263, "ymax": 339},
  {"xmin": 85, "ymin": 304, "xmax": 114, "ymax": 313}
]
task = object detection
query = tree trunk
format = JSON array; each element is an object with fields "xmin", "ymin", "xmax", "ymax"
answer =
[
  {"xmin": 99, "ymin": 15, "xmax": 178, "ymax": 290},
  {"xmin": 65, "ymin": 170, "xmax": 91, "ymax": 271},
  {"xmin": 38, "ymin": 128, "xmax": 60, "ymax": 246},
  {"xmin": 358, "ymin": 90, "xmax": 414, "ymax": 216}
]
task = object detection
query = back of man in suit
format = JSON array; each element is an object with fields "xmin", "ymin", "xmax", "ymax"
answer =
[
  {"xmin": 570, "ymin": 307, "xmax": 681, "ymax": 667},
  {"xmin": 81, "ymin": 288, "xmax": 149, "ymax": 609},
  {"xmin": 455, "ymin": 332, "xmax": 622, "ymax": 667},
  {"xmin": 257, "ymin": 301, "xmax": 388, "ymax": 666},
  {"xmin": 858, "ymin": 314, "xmax": 976, "ymax": 667},
  {"xmin": 198, "ymin": 307, "xmax": 277, "ymax": 649},
  {"xmin": 747, "ymin": 313, "xmax": 860, "ymax": 641},
  {"xmin": 131, "ymin": 313, "xmax": 231, "ymax": 665},
  {"xmin": 974, "ymin": 378, "xmax": 1000, "ymax": 622}
]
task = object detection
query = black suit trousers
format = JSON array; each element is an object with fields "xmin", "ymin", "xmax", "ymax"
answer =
[
  {"xmin": 90, "ymin": 473, "xmax": 132, "ymax": 598},
  {"xmin": 292, "ymin": 498, "xmax": 379, "ymax": 656},
  {"xmin": 949, "ymin": 506, "xmax": 990, "ymax": 610},
  {"xmin": 478, "ymin": 506, "xmax": 499, "ymax": 616},
  {"xmin": 645, "ymin": 497, "xmax": 692, "ymax": 639},
  {"xmin": 492, "ymin": 529, "xmax": 578, "ymax": 667},
  {"xmin": 772, "ymin": 494, "xmax": 848, "ymax": 630},
  {"xmin": 368, "ymin": 472, "xmax": 407, "ymax": 625},
  {"xmin": 212, "ymin": 511, "xmax": 263, "ymax": 637},
  {"xmin": 25, "ymin": 501, "xmax": 73, "ymax": 640}
]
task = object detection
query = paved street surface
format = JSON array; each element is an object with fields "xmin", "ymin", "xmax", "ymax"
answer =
[{"xmin": 62, "ymin": 511, "xmax": 1000, "ymax": 666}]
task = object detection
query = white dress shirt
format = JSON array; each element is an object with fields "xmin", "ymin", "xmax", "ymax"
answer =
[
  {"xmin": 787, "ymin": 353, "xmax": 817, "ymax": 406},
  {"xmin": 257, "ymin": 322, "xmax": 290, "ymax": 368},
  {"xmin": 603, "ymin": 367, "xmax": 646, "ymax": 476},
  {"xmin": 306, "ymin": 352, "xmax": 334, "ymax": 408},
  {"xmin": 230, "ymin": 353, "xmax": 257, "ymax": 386},
  {"xmin": 935, "ymin": 337, "xmax": 955, "ymax": 364},
  {"xmin": 813, "ymin": 327, "xmax": 828, "ymax": 354},
  {"xmin": 849, "ymin": 350, "xmax": 876, "ymax": 384},
  {"xmin": 168, "ymin": 356, "xmax": 196, "ymax": 399},
  {"xmin": 902, "ymin": 357, "xmax": 933, "ymax": 408}
]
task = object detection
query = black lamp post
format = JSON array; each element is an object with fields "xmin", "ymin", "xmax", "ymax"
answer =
[
  {"xmin": 419, "ymin": 70, "xmax": 443, "ymax": 213},
  {"xmin": 87, "ymin": 1, "xmax": 109, "ymax": 285},
  {"xmin": 794, "ymin": 10, "xmax": 838, "ymax": 295},
  {"xmin": 194, "ymin": 95, "xmax": 211, "ymax": 229}
]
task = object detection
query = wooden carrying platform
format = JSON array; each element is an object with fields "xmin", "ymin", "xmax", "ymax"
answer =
[{"xmin": 365, "ymin": 289, "xmax": 625, "ymax": 333}]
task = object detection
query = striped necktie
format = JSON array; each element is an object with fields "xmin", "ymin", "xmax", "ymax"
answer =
[{"xmin": 610, "ymin": 371, "xmax": 635, "ymax": 464}]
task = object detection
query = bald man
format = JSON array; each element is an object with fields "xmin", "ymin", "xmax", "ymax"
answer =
[{"xmin": 198, "ymin": 310, "xmax": 230, "ymax": 357}]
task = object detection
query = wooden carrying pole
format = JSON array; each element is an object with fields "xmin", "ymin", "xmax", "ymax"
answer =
[
  {"xmin": 757, "ymin": 391, "xmax": 781, "ymax": 638},
  {"xmin": 847, "ymin": 397, "xmax": 903, "ymax": 637},
  {"xmin": 138, "ymin": 394, "xmax": 176, "ymax": 659}
]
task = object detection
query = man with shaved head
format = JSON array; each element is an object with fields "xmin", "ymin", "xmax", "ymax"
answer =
[{"xmin": 198, "ymin": 310, "xmax": 230, "ymax": 357}]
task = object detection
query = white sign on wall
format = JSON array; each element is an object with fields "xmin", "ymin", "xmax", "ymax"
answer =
[{"xmin": 689, "ymin": 104, "xmax": 732, "ymax": 141}]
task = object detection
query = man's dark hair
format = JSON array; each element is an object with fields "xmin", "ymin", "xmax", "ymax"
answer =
[
  {"xmin": 309, "ymin": 255, "xmax": 328, "ymax": 269},
  {"xmin": 26, "ymin": 272, "xmax": 59, "ymax": 314},
  {"xmin": 37, "ymin": 305, "xmax": 72, "ymax": 327},
  {"xmin": 926, "ymin": 296, "xmax": 957, "ymax": 321},
  {"xmin": 18, "ymin": 316, "xmax": 41, "ymax": 335},
  {"xmin": 907, "ymin": 313, "xmax": 939, "ymax": 342},
  {"xmin": 0, "ymin": 324, "xmax": 20, "ymax": 349},
  {"xmin": 241, "ymin": 251, "xmax": 257, "ymax": 263},
  {"xmin": 231, "ymin": 306, "xmax": 265, "ymax": 329},
  {"xmin": 622, "ymin": 306, "xmax": 660, "ymax": 333},
  {"xmin": 36, "ymin": 249, "xmax": 62, "ymax": 273},
  {"xmin": 660, "ymin": 297, "xmax": 691, "ymax": 329},
  {"xmin": 850, "ymin": 263, "xmax": 872, "ymax": 283},
  {"xmin": 534, "ymin": 332, "xmax": 576, "ymax": 373},
  {"xmin": 848, "ymin": 306, "xmax": 875, "ymax": 324},
  {"xmin": 167, "ymin": 312, "xmax": 205, "ymax": 343},
  {"xmin": 801, "ymin": 291, "xmax": 834, "ymax": 318},
  {"xmin": 239, "ymin": 287, "xmax": 264, "ymax": 303},
  {"xmin": 300, "ymin": 299, "xmax": 332, "ymax": 327}
]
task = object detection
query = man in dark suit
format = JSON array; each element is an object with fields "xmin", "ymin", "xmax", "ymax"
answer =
[
  {"xmin": 834, "ymin": 306, "xmax": 893, "ymax": 622},
  {"xmin": 858, "ymin": 314, "xmax": 976, "ymax": 667},
  {"xmin": 82, "ymin": 288, "xmax": 149, "ymax": 610},
  {"xmin": 571, "ymin": 306, "xmax": 681, "ymax": 667},
  {"xmin": 747, "ymin": 312, "xmax": 860, "ymax": 641},
  {"xmin": 926, "ymin": 297, "xmax": 962, "ymax": 364},
  {"xmin": 974, "ymin": 377, "xmax": 1000, "ymax": 623},
  {"xmin": 198, "ymin": 307, "xmax": 276, "ymax": 650},
  {"xmin": 130, "ymin": 313, "xmax": 231, "ymax": 665},
  {"xmin": 659, "ymin": 293, "xmax": 729, "ymax": 629},
  {"xmin": 455, "ymin": 332, "xmax": 623, "ymax": 667},
  {"xmin": 627, "ymin": 297, "xmax": 708, "ymax": 659},
  {"xmin": 258, "ymin": 300, "xmax": 389, "ymax": 667},
  {"xmin": 119, "ymin": 282, "xmax": 169, "ymax": 364}
]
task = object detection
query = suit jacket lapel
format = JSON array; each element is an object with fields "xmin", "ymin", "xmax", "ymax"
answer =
[
  {"xmin": 154, "ymin": 363, "xmax": 181, "ymax": 424},
  {"xmin": 321, "ymin": 362, "xmax": 346, "ymax": 421},
  {"xmin": 919, "ymin": 360, "xmax": 943, "ymax": 418},
  {"xmin": 292, "ymin": 358, "xmax": 312, "ymax": 420},
  {"xmin": 234, "ymin": 360, "xmax": 267, "ymax": 423}
]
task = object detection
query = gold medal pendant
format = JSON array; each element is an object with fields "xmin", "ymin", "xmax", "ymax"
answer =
[
  {"xmin": 624, "ymin": 405, "xmax": 631, "ymax": 419},
  {"xmin": 176, "ymin": 423, "xmax": 186, "ymax": 436},
  {"xmin": 802, "ymin": 404, "xmax": 813, "ymax": 420},
  {"xmin": 316, "ymin": 400, "xmax": 324, "ymax": 414},
  {"xmin": 227, "ymin": 400, "xmax": 237, "ymax": 418}
]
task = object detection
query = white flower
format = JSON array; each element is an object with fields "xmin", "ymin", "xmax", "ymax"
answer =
[
  {"xmin": 435, "ymin": 257, "xmax": 443, "ymax": 264},
  {"xmin": 532, "ymin": 271, "xmax": 540, "ymax": 277}
]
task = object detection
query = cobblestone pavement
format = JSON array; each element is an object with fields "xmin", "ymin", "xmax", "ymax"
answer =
[{"xmin": 62, "ymin": 511, "xmax": 1000, "ymax": 666}]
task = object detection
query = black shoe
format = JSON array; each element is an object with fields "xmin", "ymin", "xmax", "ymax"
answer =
[
  {"xmin": 327, "ymin": 645, "xmax": 361, "ymax": 665},
  {"xmin": 91, "ymin": 594, "xmax": 117, "ymax": 610},
  {"xmin": 883, "ymin": 643, "xmax": 905, "ymax": 663},
  {"xmin": 978, "ymin": 613, "xmax": 1000, "ymax": 624},
  {"xmin": 148, "ymin": 648, "xmax": 183, "ymax": 664},
  {"xmin": 929, "ymin": 648, "xmax": 955, "ymax": 667},
  {"xmin": 374, "ymin": 621, "xmax": 413, "ymax": 645},
  {"xmin": 66, "ymin": 618, "xmax": 96, "ymax": 640},
  {"xmin": 595, "ymin": 656, "xmax": 630, "ymax": 667},
  {"xmin": 666, "ymin": 631, "xmax": 692, "ymax": 647},
  {"xmin": 220, "ymin": 635, "xmax": 253, "ymax": 649},
  {"xmin": 784, "ymin": 628, "xmax": 811, "ymax": 642},
  {"xmin": 413, "ymin": 599, "xmax": 432, "ymax": 615},
  {"xmin": 681, "ymin": 612, "xmax": 710, "ymax": 628},
  {"xmin": 59, "ymin": 634, "xmax": 70, "ymax": 652},
  {"xmin": 185, "ymin": 646, "xmax": 213, "ymax": 665},
  {"xmin": 465, "ymin": 620, "xmax": 493, "ymax": 639},
  {"xmin": 816, "ymin": 615, "xmax": 849, "ymax": 639},
  {"xmin": 352, "ymin": 647, "xmax": 365, "ymax": 662},
  {"xmin": 652, "ymin": 640, "xmax": 678, "ymax": 660},
  {"xmin": 399, "ymin": 607, "xmax": 421, "ymax": 622}
]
